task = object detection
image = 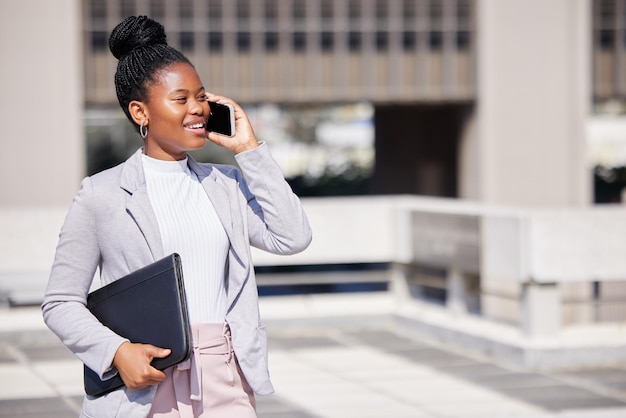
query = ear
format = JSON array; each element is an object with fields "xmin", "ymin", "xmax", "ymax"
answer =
[{"xmin": 129, "ymin": 100, "xmax": 149, "ymax": 126}]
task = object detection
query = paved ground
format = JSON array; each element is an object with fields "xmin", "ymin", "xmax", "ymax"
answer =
[{"xmin": 1, "ymin": 305, "xmax": 626, "ymax": 418}]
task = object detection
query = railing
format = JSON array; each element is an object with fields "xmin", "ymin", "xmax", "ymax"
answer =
[
  {"xmin": 2, "ymin": 196, "xmax": 626, "ymax": 339},
  {"xmin": 252, "ymin": 195, "xmax": 626, "ymax": 338}
]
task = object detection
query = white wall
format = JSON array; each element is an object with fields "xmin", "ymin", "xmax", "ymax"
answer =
[{"xmin": 0, "ymin": 0, "xmax": 84, "ymax": 206}]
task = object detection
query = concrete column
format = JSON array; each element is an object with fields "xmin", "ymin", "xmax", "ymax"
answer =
[
  {"xmin": 389, "ymin": 262, "xmax": 414, "ymax": 303},
  {"xmin": 0, "ymin": 0, "xmax": 84, "ymax": 206},
  {"xmin": 521, "ymin": 282, "xmax": 561, "ymax": 338},
  {"xmin": 462, "ymin": 0, "xmax": 592, "ymax": 205},
  {"xmin": 446, "ymin": 268, "xmax": 468, "ymax": 315}
]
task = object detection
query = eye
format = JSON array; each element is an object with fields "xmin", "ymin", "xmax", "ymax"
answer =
[
  {"xmin": 198, "ymin": 94, "xmax": 208, "ymax": 102},
  {"xmin": 174, "ymin": 97, "xmax": 187, "ymax": 103}
]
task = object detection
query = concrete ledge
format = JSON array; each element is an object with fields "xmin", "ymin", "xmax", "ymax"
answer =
[{"xmin": 260, "ymin": 292, "xmax": 626, "ymax": 371}]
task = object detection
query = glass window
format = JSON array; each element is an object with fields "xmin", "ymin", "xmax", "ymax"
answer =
[
  {"xmin": 293, "ymin": 0, "xmax": 306, "ymax": 20},
  {"xmin": 180, "ymin": 32, "xmax": 195, "ymax": 51},
  {"xmin": 150, "ymin": 0, "xmax": 165, "ymax": 19},
  {"xmin": 120, "ymin": 0, "xmax": 135, "ymax": 18},
  {"xmin": 456, "ymin": 31, "xmax": 470, "ymax": 50},
  {"xmin": 208, "ymin": 0, "xmax": 222, "ymax": 20},
  {"xmin": 403, "ymin": 31, "xmax": 416, "ymax": 50},
  {"xmin": 375, "ymin": 0, "xmax": 388, "ymax": 19},
  {"xmin": 265, "ymin": 31, "xmax": 279, "ymax": 51},
  {"xmin": 207, "ymin": 31, "xmax": 223, "ymax": 51},
  {"xmin": 293, "ymin": 31, "xmax": 306, "ymax": 51},
  {"xmin": 91, "ymin": 31, "xmax": 108, "ymax": 51},
  {"xmin": 265, "ymin": 0, "xmax": 278, "ymax": 21},
  {"xmin": 90, "ymin": 0, "xmax": 107, "ymax": 21},
  {"xmin": 429, "ymin": 0, "xmax": 442, "ymax": 27},
  {"xmin": 321, "ymin": 0, "xmax": 333, "ymax": 20},
  {"xmin": 238, "ymin": 31, "xmax": 251, "ymax": 51},
  {"xmin": 237, "ymin": 0, "xmax": 250, "ymax": 21},
  {"xmin": 375, "ymin": 31, "xmax": 388, "ymax": 50},
  {"xmin": 321, "ymin": 31, "xmax": 334, "ymax": 51},
  {"xmin": 180, "ymin": 0, "xmax": 193, "ymax": 20},
  {"xmin": 348, "ymin": 31, "xmax": 361, "ymax": 51},
  {"xmin": 429, "ymin": 31, "xmax": 443, "ymax": 50},
  {"xmin": 348, "ymin": 0, "xmax": 361, "ymax": 21}
]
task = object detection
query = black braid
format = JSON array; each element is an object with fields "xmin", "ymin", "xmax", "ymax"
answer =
[{"xmin": 109, "ymin": 16, "xmax": 192, "ymax": 132}]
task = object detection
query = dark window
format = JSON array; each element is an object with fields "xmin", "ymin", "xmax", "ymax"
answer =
[
  {"xmin": 375, "ymin": 0, "xmax": 388, "ymax": 19},
  {"xmin": 457, "ymin": 0, "xmax": 472, "ymax": 25},
  {"xmin": 91, "ymin": 31, "xmax": 108, "ymax": 51},
  {"xmin": 265, "ymin": 31, "xmax": 279, "ymax": 51},
  {"xmin": 179, "ymin": 0, "xmax": 193, "ymax": 20},
  {"xmin": 208, "ymin": 0, "xmax": 222, "ymax": 19},
  {"xmin": 120, "ymin": 0, "xmax": 135, "ymax": 18},
  {"xmin": 321, "ymin": 0, "xmax": 333, "ymax": 20},
  {"xmin": 600, "ymin": 29, "xmax": 615, "ymax": 50},
  {"xmin": 150, "ymin": 0, "xmax": 165, "ymax": 19},
  {"xmin": 348, "ymin": 31, "xmax": 361, "ymax": 51},
  {"xmin": 265, "ymin": 0, "xmax": 278, "ymax": 20},
  {"xmin": 456, "ymin": 31, "xmax": 470, "ymax": 49},
  {"xmin": 90, "ymin": 0, "xmax": 107, "ymax": 21},
  {"xmin": 238, "ymin": 31, "xmax": 251, "ymax": 51},
  {"xmin": 403, "ymin": 31, "xmax": 416, "ymax": 49},
  {"xmin": 348, "ymin": 0, "xmax": 361, "ymax": 20},
  {"xmin": 375, "ymin": 31, "xmax": 388, "ymax": 50},
  {"xmin": 293, "ymin": 0, "xmax": 306, "ymax": 20},
  {"xmin": 208, "ymin": 31, "xmax": 223, "ymax": 51},
  {"xmin": 429, "ymin": 31, "xmax": 443, "ymax": 50},
  {"xmin": 403, "ymin": 0, "xmax": 416, "ymax": 21},
  {"xmin": 180, "ymin": 32, "xmax": 195, "ymax": 51},
  {"xmin": 237, "ymin": 0, "xmax": 250, "ymax": 21},
  {"xmin": 429, "ymin": 0, "xmax": 443, "ymax": 27},
  {"xmin": 293, "ymin": 31, "xmax": 306, "ymax": 51},
  {"xmin": 321, "ymin": 31, "xmax": 334, "ymax": 51}
]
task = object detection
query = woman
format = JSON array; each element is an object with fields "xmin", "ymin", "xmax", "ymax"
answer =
[{"xmin": 42, "ymin": 15, "xmax": 312, "ymax": 418}]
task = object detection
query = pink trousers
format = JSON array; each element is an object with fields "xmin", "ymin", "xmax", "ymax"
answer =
[{"xmin": 148, "ymin": 323, "xmax": 256, "ymax": 418}]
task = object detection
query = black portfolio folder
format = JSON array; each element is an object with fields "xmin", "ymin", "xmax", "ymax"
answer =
[{"xmin": 83, "ymin": 253, "xmax": 192, "ymax": 397}]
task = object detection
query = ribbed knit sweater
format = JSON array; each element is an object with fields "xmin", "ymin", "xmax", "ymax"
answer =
[{"xmin": 141, "ymin": 154, "xmax": 229, "ymax": 324}]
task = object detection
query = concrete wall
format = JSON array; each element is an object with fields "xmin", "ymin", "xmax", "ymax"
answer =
[
  {"xmin": 461, "ymin": 0, "xmax": 592, "ymax": 206},
  {"xmin": 0, "ymin": 0, "xmax": 84, "ymax": 206}
]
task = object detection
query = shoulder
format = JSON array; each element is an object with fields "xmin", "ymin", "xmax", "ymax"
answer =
[{"xmin": 189, "ymin": 158, "xmax": 244, "ymax": 183}]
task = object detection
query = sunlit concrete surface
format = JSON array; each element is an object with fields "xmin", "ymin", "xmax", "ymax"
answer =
[{"xmin": 1, "ymin": 298, "xmax": 625, "ymax": 418}]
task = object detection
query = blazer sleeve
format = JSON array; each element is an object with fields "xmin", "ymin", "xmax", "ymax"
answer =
[
  {"xmin": 41, "ymin": 177, "xmax": 128, "ymax": 380},
  {"xmin": 234, "ymin": 142, "xmax": 312, "ymax": 255}
]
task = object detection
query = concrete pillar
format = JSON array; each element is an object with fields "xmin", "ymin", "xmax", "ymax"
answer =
[
  {"xmin": 521, "ymin": 282, "xmax": 561, "ymax": 338},
  {"xmin": 461, "ymin": 0, "xmax": 592, "ymax": 206},
  {"xmin": 0, "ymin": 0, "xmax": 84, "ymax": 206},
  {"xmin": 389, "ymin": 262, "xmax": 413, "ymax": 303},
  {"xmin": 446, "ymin": 268, "xmax": 468, "ymax": 315}
]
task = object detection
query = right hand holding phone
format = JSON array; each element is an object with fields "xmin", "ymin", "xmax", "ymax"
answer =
[
  {"xmin": 112, "ymin": 341, "xmax": 171, "ymax": 389},
  {"xmin": 205, "ymin": 93, "xmax": 259, "ymax": 155}
]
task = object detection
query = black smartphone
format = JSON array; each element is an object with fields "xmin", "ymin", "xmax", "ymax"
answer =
[{"xmin": 206, "ymin": 101, "xmax": 235, "ymax": 137}]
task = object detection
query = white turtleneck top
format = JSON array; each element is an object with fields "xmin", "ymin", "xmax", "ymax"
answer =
[{"xmin": 141, "ymin": 154, "xmax": 229, "ymax": 324}]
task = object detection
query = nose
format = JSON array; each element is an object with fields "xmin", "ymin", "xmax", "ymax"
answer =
[{"xmin": 189, "ymin": 97, "xmax": 205, "ymax": 115}]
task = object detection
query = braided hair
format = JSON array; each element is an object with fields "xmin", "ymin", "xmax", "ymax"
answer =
[{"xmin": 109, "ymin": 16, "xmax": 192, "ymax": 132}]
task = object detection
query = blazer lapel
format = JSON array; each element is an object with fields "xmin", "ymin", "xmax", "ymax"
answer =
[{"xmin": 120, "ymin": 150, "xmax": 164, "ymax": 261}]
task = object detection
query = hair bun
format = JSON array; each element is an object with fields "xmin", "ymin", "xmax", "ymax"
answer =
[{"xmin": 109, "ymin": 15, "xmax": 168, "ymax": 60}]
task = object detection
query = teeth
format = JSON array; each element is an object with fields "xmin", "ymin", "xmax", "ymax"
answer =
[{"xmin": 186, "ymin": 123, "xmax": 204, "ymax": 129}]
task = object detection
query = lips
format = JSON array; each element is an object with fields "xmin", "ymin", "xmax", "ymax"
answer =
[{"xmin": 183, "ymin": 119, "xmax": 207, "ymax": 135}]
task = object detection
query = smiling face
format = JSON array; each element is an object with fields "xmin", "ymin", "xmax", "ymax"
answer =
[{"xmin": 131, "ymin": 62, "xmax": 211, "ymax": 160}]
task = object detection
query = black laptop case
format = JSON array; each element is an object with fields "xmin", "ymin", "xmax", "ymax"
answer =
[{"xmin": 83, "ymin": 253, "xmax": 192, "ymax": 397}]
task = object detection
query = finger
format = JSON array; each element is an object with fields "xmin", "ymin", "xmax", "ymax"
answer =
[{"xmin": 145, "ymin": 344, "xmax": 172, "ymax": 359}]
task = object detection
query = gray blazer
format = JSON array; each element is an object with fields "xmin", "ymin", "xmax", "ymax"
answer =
[{"xmin": 42, "ymin": 143, "xmax": 312, "ymax": 418}]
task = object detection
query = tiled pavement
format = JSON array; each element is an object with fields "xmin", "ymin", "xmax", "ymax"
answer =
[{"xmin": 1, "ymin": 306, "xmax": 626, "ymax": 418}]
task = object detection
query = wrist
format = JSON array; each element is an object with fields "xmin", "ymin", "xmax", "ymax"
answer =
[{"xmin": 233, "ymin": 141, "xmax": 259, "ymax": 154}]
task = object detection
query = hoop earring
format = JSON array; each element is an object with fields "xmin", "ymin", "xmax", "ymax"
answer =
[{"xmin": 140, "ymin": 120, "xmax": 148, "ymax": 139}]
